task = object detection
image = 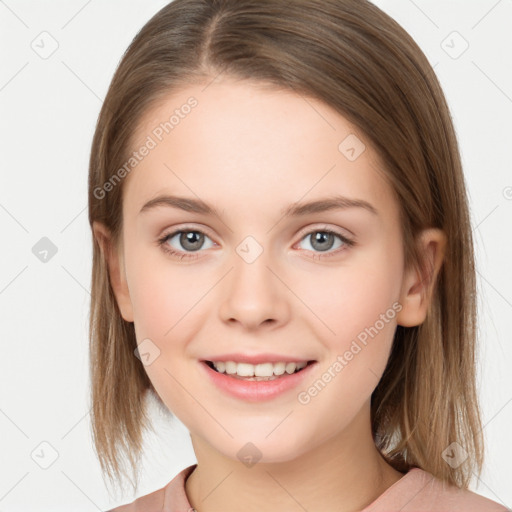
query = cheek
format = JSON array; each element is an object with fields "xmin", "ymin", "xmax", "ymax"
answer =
[
  {"xmin": 293, "ymin": 261, "xmax": 402, "ymax": 425},
  {"xmin": 296, "ymin": 254, "xmax": 402, "ymax": 343},
  {"xmin": 126, "ymin": 250, "xmax": 203, "ymax": 412},
  {"xmin": 126, "ymin": 247, "xmax": 217, "ymax": 410},
  {"xmin": 127, "ymin": 246, "xmax": 209, "ymax": 340},
  {"xmin": 294, "ymin": 252, "xmax": 403, "ymax": 405}
]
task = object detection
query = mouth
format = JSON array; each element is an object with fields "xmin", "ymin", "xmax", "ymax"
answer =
[
  {"xmin": 203, "ymin": 359, "xmax": 317, "ymax": 381},
  {"xmin": 200, "ymin": 358, "xmax": 318, "ymax": 401}
]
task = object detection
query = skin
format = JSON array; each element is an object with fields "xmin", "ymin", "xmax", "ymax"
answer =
[{"xmin": 93, "ymin": 77, "xmax": 446, "ymax": 512}]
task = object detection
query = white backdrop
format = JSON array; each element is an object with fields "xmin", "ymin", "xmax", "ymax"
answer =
[{"xmin": 0, "ymin": 1, "xmax": 511, "ymax": 510}]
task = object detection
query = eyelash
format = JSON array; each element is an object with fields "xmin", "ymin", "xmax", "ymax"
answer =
[
  {"xmin": 158, "ymin": 227, "xmax": 356, "ymax": 260},
  {"xmin": 157, "ymin": 226, "xmax": 355, "ymax": 261}
]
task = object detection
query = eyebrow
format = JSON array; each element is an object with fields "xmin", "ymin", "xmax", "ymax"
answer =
[{"xmin": 139, "ymin": 194, "xmax": 378, "ymax": 217}]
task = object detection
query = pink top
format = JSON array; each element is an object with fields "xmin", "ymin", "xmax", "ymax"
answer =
[{"xmin": 107, "ymin": 463, "xmax": 509, "ymax": 512}]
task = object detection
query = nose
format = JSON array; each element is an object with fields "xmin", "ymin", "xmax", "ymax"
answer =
[{"xmin": 218, "ymin": 247, "xmax": 291, "ymax": 331}]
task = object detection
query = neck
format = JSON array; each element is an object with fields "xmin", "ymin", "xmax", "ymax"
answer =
[{"xmin": 184, "ymin": 401, "xmax": 405, "ymax": 512}]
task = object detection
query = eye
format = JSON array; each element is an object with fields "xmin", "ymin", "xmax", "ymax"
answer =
[
  {"xmin": 157, "ymin": 228, "xmax": 215, "ymax": 260},
  {"xmin": 157, "ymin": 225, "xmax": 355, "ymax": 261},
  {"xmin": 295, "ymin": 227, "xmax": 355, "ymax": 259}
]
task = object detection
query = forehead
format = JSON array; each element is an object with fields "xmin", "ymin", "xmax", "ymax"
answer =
[{"xmin": 123, "ymin": 78, "xmax": 394, "ymax": 219}]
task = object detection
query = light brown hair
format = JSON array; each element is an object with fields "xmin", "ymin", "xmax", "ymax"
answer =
[{"xmin": 88, "ymin": 0, "xmax": 483, "ymax": 494}]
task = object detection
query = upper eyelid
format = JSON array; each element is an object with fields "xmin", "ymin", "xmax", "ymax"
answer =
[
  {"xmin": 161, "ymin": 224, "xmax": 217, "ymax": 243},
  {"xmin": 295, "ymin": 224, "xmax": 353, "ymax": 240}
]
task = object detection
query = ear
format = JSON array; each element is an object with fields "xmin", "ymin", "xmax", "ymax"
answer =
[
  {"xmin": 396, "ymin": 228, "xmax": 446, "ymax": 327},
  {"xmin": 92, "ymin": 221, "xmax": 134, "ymax": 323}
]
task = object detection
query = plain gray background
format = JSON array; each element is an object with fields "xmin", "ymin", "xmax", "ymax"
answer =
[{"xmin": 0, "ymin": 1, "xmax": 511, "ymax": 510}]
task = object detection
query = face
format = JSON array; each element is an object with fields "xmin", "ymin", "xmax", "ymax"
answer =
[{"xmin": 96, "ymin": 78, "xmax": 435, "ymax": 465}]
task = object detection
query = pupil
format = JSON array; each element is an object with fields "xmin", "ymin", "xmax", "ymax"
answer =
[
  {"xmin": 181, "ymin": 231, "xmax": 203, "ymax": 251},
  {"xmin": 311, "ymin": 232, "xmax": 334, "ymax": 251}
]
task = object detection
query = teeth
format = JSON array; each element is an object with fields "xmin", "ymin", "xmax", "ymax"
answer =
[{"xmin": 212, "ymin": 360, "xmax": 308, "ymax": 377}]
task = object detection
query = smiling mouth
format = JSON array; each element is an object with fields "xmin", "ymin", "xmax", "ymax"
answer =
[{"xmin": 204, "ymin": 360, "xmax": 316, "ymax": 381}]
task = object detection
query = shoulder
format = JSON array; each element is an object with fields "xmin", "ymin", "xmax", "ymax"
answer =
[
  {"xmin": 105, "ymin": 486, "xmax": 166, "ymax": 512},
  {"xmin": 364, "ymin": 468, "xmax": 510, "ymax": 512},
  {"xmin": 105, "ymin": 464, "xmax": 197, "ymax": 512}
]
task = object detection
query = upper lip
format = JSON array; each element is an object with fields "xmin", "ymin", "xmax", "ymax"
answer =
[{"xmin": 201, "ymin": 353, "xmax": 316, "ymax": 365}]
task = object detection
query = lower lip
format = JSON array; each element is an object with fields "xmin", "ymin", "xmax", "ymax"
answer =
[{"xmin": 199, "ymin": 361, "xmax": 317, "ymax": 402}]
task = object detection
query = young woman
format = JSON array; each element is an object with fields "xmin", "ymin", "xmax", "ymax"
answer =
[{"xmin": 88, "ymin": 1, "xmax": 509, "ymax": 510}]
